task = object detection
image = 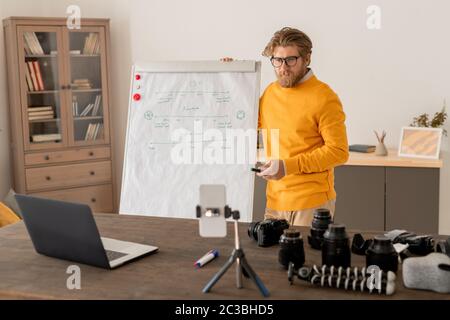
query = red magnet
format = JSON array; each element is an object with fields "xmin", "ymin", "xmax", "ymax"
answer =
[
  {"xmin": 133, "ymin": 93, "xmax": 141, "ymax": 101},
  {"xmin": 135, "ymin": 74, "xmax": 141, "ymax": 80}
]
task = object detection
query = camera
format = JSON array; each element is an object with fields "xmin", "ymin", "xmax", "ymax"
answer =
[
  {"xmin": 248, "ymin": 219, "xmax": 289, "ymax": 247},
  {"xmin": 308, "ymin": 208, "xmax": 333, "ymax": 250},
  {"xmin": 278, "ymin": 229, "xmax": 305, "ymax": 270},
  {"xmin": 322, "ymin": 224, "xmax": 351, "ymax": 268},
  {"xmin": 385, "ymin": 230, "xmax": 435, "ymax": 256}
]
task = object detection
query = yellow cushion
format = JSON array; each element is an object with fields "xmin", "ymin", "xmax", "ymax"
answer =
[{"xmin": 0, "ymin": 202, "xmax": 21, "ymax": 228}]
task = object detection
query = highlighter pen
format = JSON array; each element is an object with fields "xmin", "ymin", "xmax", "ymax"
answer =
[{"xmin": 195, "ymin": 249, "xmax": 219, "ymax": 268}]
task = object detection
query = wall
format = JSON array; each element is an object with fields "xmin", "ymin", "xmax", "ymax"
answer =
[{"xmin": 0, "ymin": 0, "xmax": 449, "ymax": 233}]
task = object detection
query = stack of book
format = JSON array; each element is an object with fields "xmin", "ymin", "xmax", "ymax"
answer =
[
  {"xmin": 25, "ymin": 61, "xmax": 45, "ymax": 91},
  {"xmin": 76, "ymin": 95, "xmax": 102, "ymax": 117},
  {"xmin": 71, "ymin": 79, "xmax": 92, "ymax": 90},
  {"xmin": 82, "ymin": 33, "xmax": 100, "ymax": 55},
  {"xmin": 28, "ymin": 106, "xmax": 54, "ymax": 121},
  {"xmin": 23, "ymin": 32, "xmax": 44, "ymax": 55},
  {"xmin": 84, "ymin": 123, "xmax": 103, "ymax": 141},
  {"xmin": 349, "ymin": 144, "xmax": 376, "ymax": 153},
  {"xmin": 31, "ymin": 133, "xmax": 61, "ymax": 143}
]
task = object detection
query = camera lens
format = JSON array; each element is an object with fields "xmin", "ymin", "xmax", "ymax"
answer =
[
  {"xmin": 279, "ymin": 229, "xmax": 305, "ymax": 270},
  {"xmin": 247, "ymin": 221, "xmax": 260, "ymax": 241},
  {"xmin": 322, "ymin": 224, "xmax": 351, "ymax": 268},
  {"xmin": 366, "ymin": 236, "xmax": 398, "ymax": 273},
  {"xmin": 308, "ymin": 208, "xmax": 332, "ymax": 250}
]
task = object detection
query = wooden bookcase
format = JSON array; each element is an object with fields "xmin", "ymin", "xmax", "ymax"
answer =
[{"xmin": 3, "ymin": 17, "xmax": 116, "ymax": 213}]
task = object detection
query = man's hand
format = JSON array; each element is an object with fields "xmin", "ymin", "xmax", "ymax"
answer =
[{"xmin": 257, "ymin": 159, "xmax": 286, "ymax": 180}]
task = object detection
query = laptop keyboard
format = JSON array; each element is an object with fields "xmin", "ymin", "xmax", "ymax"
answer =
[{"xmin": 105, "ymin": 250, "xmax": 128, "ymax": 261}]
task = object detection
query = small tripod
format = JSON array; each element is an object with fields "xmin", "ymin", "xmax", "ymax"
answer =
[{"xmin": 202, "ymin": 205, "xmax": 270, "ymax": 297}]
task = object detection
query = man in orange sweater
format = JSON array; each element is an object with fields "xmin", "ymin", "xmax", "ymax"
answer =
[{"xmin": 255, "ymin": 27, "xmax": 349, "ymax": 226}]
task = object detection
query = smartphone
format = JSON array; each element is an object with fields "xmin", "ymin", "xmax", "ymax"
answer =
[{"xmin": 198, "ymin": 185, "xmax": 227, "ymax": 237}]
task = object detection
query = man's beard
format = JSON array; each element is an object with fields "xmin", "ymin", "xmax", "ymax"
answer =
[{"xmin": 276, "ymin": 68, "xmax": 307, "ymax": 88}]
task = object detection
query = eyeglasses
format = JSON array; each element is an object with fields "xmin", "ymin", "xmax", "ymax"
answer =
[{"xmin": 270, "ymin": 56, "xmax": 300, "ymax": 68}]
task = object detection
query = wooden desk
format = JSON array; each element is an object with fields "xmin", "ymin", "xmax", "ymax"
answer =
[{"xmin": 0, "ymin": 214, "xmax": 448, "ymax": 300}]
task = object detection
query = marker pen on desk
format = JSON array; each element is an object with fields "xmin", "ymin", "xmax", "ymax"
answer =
[{"xmin": 195, "ymin": 249, "xmax": 219, "ymax": 268}]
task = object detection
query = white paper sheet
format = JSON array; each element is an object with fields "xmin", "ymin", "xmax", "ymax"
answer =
[{"xmin": 120, "ymin": 62, "xmax": 260, "ymax": 222}]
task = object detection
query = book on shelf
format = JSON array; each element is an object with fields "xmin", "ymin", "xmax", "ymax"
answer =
[
  {"xmin": 72, "ymin": 99, "xmax": 79, "ymax": 116},
  {"xmin": 79, "ymin": 103, "xmax": 95, "ymax": 117},
  {"xmin": 92, "ymin": 95, "xmax": 102, "ymax": 116},
  {"xmin": 29, "ymin": 113, "xmax": 53, "ymax": 118},
  {"xmin": 31, "ymin": 133, "xmax": 61, "ymax": 142},
  {"xmin": 28, "ymin": 106, "xmax": 54, "ymax": 121},
  {"xmin": 25, "ymin": 63, "xmax": 33, "ymax": 91},
  {"xmin": 70, "ymin": 50, "xmax": 81, "ymax": 55},
  {"xmin": 32, "ymin": 61, "xmax": 45, "ymax": 91},
  {"xmin": 28, "ymin": 106, "xmax": 53, "ymax": 112},
  {"xmin": 23, "ymin": 38, "xmax": 32, "ymax": 55},
  {"xmin": 97, "ymin": 123, "xmax": 104, "ymax": 139},
  {"xmin": 27, "ymin": 62, "xmax": 39, "ymax": 91},
  {"xmin": 84, "ymin": 123, "xmax": 93, "ymax": 140},
  {"xmin": 29, "ymin": 116, "xmax": 54, "ymax": 121},
  {"xmin": 84, "ymin": 123, "xmax": 103, "ymax": 141},
  {"xmin": 72, "ymin": 78, "xmax": 92, "ymax": 90},
  {"xmin": 82, "ymin": 33, "xmax": 100, "ymax": 55},
  {"xmin": 28, "ymin": 110, "xmax": 54, "ymax": 115},
  {"xmin": 26, "ymin": 61, "xmax": 45, "ymax": 91},
  {"xmin": 23, "ymin": 32, "xmax": 44, "ymax": 55}
]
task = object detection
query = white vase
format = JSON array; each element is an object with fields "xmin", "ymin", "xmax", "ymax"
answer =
[{"xmin": 375, "ymin": 142, "xmax": 388, "ymax": 156}]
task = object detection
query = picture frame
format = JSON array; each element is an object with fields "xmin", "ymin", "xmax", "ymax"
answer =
[{"xmin": 398, "ymin": 126, "xmax": 443, "ymax": 159}]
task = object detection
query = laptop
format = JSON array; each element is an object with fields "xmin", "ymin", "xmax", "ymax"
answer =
[{"xmin": 15, "ymin": 194, "xmax": 158, "ymax": 269}]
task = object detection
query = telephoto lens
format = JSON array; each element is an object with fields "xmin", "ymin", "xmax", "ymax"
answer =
[
  {"xmin": 366, "ymin": 236, "xmax": 399, "ymax": 273},
  {"xmin": 278, "ymin": 229, "xmax": 305, "ymax": 270},
  {"xmin": 322, "ymin": 224, "xmax": 351, "ymax": 268},
  {"xmin": 308, "ymin": 208, "xmax": 333, "ymax": 250}
]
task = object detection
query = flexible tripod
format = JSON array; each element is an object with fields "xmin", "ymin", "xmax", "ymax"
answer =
[{"xmin": 202, "ymin": 206, "xmax": 270, "ymax": 297}]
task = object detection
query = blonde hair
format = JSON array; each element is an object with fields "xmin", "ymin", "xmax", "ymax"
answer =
[{"xmin": 262, "ymin": 27, "xmax": 313, "ymax": 59}]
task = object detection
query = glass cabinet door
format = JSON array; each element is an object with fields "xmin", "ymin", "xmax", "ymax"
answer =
[
  {"xmin": 18, "ymin": 26, "xmax": 67, "ymax": 150},
  {"xmin": 65, "ymin": 27, "xmax": 110, "ymax": 145}
]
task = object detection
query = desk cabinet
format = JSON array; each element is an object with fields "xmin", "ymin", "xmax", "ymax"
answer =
[{"xmin": 335, "ymin": 166, "xmax": 439, "ymax": 233}]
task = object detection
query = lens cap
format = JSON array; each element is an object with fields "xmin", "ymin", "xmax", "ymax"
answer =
[
  {"xmin": 284, "ymin": 229, "xmax": 301, "ymax": 238},
  {"xmin": 324, "ymin": 224, "xmax": 348, "ymax": 241},
  {"xmin": 368, "ymin": 235, "xmax": 396, "ymax": 255}
]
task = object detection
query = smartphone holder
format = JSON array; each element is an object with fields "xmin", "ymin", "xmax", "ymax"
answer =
[{"xmin": 196, "ymin": 205, "xmax": 270, "ymax": 297}]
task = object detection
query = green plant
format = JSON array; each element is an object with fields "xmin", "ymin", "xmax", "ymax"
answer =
[{"xmin": 410, "ymin": 101, "xmax": 447, "ymax": 136}]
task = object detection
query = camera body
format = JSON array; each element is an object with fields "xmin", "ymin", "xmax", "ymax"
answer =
[
  {"xmin": 392, "ymin": 232, "xmax": 434, "ymax": 256},
  {"xmin": 248, "ymin": 219, "xmax": 289, "ymax": 247},
  {"xmin": 384, "ymin": 230, "xmax": 435, "ymax": 256}
]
